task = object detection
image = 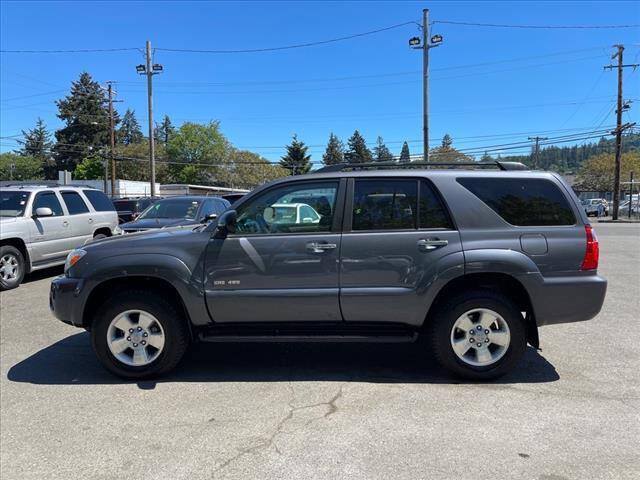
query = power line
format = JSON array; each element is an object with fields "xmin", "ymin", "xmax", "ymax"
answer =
[
  {"xmin": 154, "ymin": 22, "xmax": 417, "ymax": 54},
  {"xmin": 0, "ymin": 47, "xmax": 140, "ymax": 54},
  {"xmin": 432, "ymin": 20, "xmax": 640, "ymax": 29}
]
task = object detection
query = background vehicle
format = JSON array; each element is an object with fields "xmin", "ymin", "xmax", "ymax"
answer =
[
  {"xmin": 221, "ymin": 193, "xmax": 246, "ymax": 204},
  {"xmin": 119, "ymin": 195, "xmax": 229, "ymax": 233},
  {"xmin": 51, "ymin": 162, "xmax": 606, "ymax": 381},
  {"xmin": 617, "ymin": 199, "xmax": 640, "ymax": 216},
  {"xmin": 1, "ymin": 185, "xmax": 119, "ymax": 290},
  {"xmin": 113, "ymin": 197, "xmax": 160, "ymax": 224},
  {"xmin": 581, "ymin": 198, "xmax": 609, "ymax": 217}
]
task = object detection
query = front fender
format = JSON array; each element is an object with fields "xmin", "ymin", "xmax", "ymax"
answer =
[{"xmin": 78, "ymin": 253, "xmax": 210, "ymax": 327}]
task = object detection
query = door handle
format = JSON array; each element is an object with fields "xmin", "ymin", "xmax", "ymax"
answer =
[
  {"xmin": 88, "ymin": 218, "xmax": 93, "ymax": 224},
  {"xmin": 62, "ymin": 221, "xmax": 69, "ymax": 227},
  {"xmin": 417, "ymin": 238, "xmax": 448, "ymax": 251},
  {"xmin": 306, "ymin": 242, "xmax": 337, "ymax": 254}
]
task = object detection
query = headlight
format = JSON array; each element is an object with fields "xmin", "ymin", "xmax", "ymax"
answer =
[{"xmin": 64, "ymin": 249, "xmax": 87, "ymax": 273}]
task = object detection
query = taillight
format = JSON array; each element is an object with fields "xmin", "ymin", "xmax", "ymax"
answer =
[{"xmin": 581, "ymin": 225, "xmax": 599, "ymax": 270}]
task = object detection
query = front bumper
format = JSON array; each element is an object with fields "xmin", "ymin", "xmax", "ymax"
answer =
[{"xmin": 49, "ymin": 276, "xmax": 85, "ymax": 327}]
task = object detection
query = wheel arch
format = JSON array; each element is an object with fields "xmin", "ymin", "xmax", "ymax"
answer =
[
  {"xmin": 424, "ymin": 272, "xmax": 539, "ymax": 349},
  {"xmin": 82, "ymin": 276, "xmax": 195, "ymax": 340},
  {"xmin": 92, "ymin": 227, "xmax": 112, "ymax": 237},
  {"xmin": 0, "ymin": 237, "xmax": 31, "ymax": 273}
]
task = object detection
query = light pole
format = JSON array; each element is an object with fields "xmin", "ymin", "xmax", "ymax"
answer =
[
  {"xmin": 409, "ymin": 9, "xmax": 443, "ymax": 163},
  {"xmin": 136, "ymin": 40, "xmax": 163, "ymax": 198}
]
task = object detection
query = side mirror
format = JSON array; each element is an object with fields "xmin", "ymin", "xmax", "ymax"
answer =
[
  {"xmin": 200, "ymin": 213, "xmax": 218, "ymax": 223},
  {"xmin": 214, "ymin": 209, "xmax": 237, "ymax": 238},
  {"xmin": 33, "ymin": 207, "xmax": 53, "ymax": 218}
]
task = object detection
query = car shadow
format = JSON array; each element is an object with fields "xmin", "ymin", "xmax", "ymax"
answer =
[
  {"xmin": 22, "ymin": 265, "xmax": 64, "ymax": 284},
  {"xmin": 7, "ymin": 332, "xmax": 559, "ymax": 388}
]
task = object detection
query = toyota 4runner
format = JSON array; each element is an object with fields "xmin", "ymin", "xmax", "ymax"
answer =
[{"xmin": 49, "ymin": 161, "xmax": 607, "ymax": 380}]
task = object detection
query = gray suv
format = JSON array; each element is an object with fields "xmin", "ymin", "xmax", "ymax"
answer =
[
  {"xmin": 1, "ymin": 185, "xmax": 119, "ymax": 290},
  {"xmin": 50, "ymin": 162, "xmax": 607, "ymax": 380}
]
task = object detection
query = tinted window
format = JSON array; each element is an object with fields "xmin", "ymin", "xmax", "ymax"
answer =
[
  {"xmin": 420, "ymin": 181, "xmax": 453, "ymax": 229},
  {"xmin": 0, "ymin": 191, "xmax": 30, "ymax": 217},
  {"xmin": 139, "ymin": 198, "xmax": 201, "ymax": 220},
  {"xmin": 61, "ymin": 191, "xmax": 89, "ymax": 215},
  {"xmin": 352, "ymin": 180, "xmax": 417, "ymax": 231},
  {"xmin": 200, "ymin": 199, "xmax": 228, "ymax": 218},
  {"xmin": 113, "ymin": 200, "xmax": 137, "ymax": 212},
  {"xmin": 457, "ymin": 178, "xmax": 576, "ymax": 226},
  {"xmin": 235, "ymin": 182, "xmax": 338, "ymax": 234},
  {"xmin": 33, "ymin": 192, "xmax": 64, "ymax": 216},
  {"xmin": 83, "ymin": 190, "xmax": 115, "ymax": 212}
]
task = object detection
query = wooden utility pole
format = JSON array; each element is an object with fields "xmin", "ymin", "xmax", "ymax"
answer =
[
  {"xmin": 107, "ymin": 82, "xmax": 116, "ymax": 197},
  {"xmin": 604, "ymin": 45, "xmax": 639, "ymax": 220},
  {"xmin": 145, "ymin": 40, "xmax": 156, "ymax": 198},
  {"xmin": 422, "ymin": 9, "xmax": 430, "ymax": 163},
  {"xmin": 528, "ymin": 136, "xmax": 548, "ymax": 169}
]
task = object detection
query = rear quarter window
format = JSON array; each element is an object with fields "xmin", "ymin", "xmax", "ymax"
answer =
[
  {"xmin": 457, "ymin": 178, "xmax": 576, "ymax": 226},
  {"xmin": 83, "ymin": 190, "xmax": 115, "ymax": 212}
]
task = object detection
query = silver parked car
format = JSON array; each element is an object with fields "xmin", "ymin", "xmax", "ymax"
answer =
[{"xmin": 0, "ymin": 185, "xmax": 120, "ymax": 290}]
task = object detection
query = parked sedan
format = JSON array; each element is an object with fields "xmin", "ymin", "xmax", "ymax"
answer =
[{"xmin": 119, "ymin": 196, "xmax": 230, "ymax": 233}]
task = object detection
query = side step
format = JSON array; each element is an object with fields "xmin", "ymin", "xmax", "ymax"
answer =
[{"xmin": 198, "ymin": 322, "xmax": 418, "ymax": 343}]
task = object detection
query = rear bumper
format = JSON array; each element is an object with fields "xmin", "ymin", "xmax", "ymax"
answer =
[
  {"xmin": 525, "ymin": 273, "xmax": 607, "ymax": 326},
  {"xmin": 49, "ymin": 276, "xmax": 85, "ymax": 328}
]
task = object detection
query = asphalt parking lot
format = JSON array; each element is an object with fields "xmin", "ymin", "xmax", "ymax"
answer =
[{"xmin": 1, "ymin": 222, "xmax": 638, "ymax": 480}]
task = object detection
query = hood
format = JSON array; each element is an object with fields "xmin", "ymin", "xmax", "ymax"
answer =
[
  {"xmin": 83, "ymin": 224, "xmax": 202, "ymax": 253},
  {"xmin": 120, "ymin": 217, "xmax": 200, "ymax": 230}
]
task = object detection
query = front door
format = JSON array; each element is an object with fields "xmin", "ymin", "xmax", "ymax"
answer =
[
  {"xmin": 340, "ymin": 178, "xmax": 463, "ymax": 326},
  {"xmin": 28, "ymin": 191, "xmax": 73, "ymax": 266},
  {"xmin": 204, "ymin": 179, "xmax": 345, "ymax": 323}
]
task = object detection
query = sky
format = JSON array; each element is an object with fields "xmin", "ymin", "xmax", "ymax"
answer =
[{"xmin": 1, "ymin": 0, "xmax": 639, "ymax": 166}]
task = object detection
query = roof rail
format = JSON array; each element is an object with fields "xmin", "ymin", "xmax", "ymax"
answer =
[{"xmin": 313, "ymin": 160, "xmax": 529, "ymax": 173}]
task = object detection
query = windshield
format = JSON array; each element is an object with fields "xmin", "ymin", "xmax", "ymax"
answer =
[
  {"xmin": 137, "ymin": 198, "xmax": 201, "ymax": 220},
  {"xmin": 0, "ymin": 191, "xmax": 31, "ymax": 217}
]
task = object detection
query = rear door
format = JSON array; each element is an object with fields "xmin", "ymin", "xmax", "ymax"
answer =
[
  {"xmin": 340, "ymin": 178, "xmax": 462, "ymax": 326},
  {"xmin": 28, "ymin": 190, "xmax": 73, "ymax": 265},
  {"xmin": 204, "ymin": 179, "xmax": 344, "ymax": 323},
  {"xmin": 60, "ymin": 190, "xmax": 93, "ymax": 247}
]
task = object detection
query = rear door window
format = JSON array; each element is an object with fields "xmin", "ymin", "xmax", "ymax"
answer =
[
  {"xmin": 83, "ymin": 190, "xmax": 115, "ymax": 212},
  {"xmin": 457, "ymin": 178, "xmax": 576, "ymax": 226},
  {"xmin": 352, "ymin": 180, "xmax": 417, "ymax": 231},
  {"xmin": 61, "ymin": 191, "xmax": 90, "ymax": 215},
  {"xmin": 419, "ymin": 180, "xmax": 453, "ymax": 229}
]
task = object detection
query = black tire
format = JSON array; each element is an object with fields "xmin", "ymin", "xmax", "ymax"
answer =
[
  {"xmin": 429, "ymin": 289, "xmax": 527, "ymax": 380},
  {"xmin": 91, "ymin": 289, "xmax": 190, "ymax": 379},
  {"xmin": 93, "ymin": 233, "xmax": 107, "ymax": 240},
  {"xmin": 0, "ymin": 245, "xmax": 26, "ymax": 291}
]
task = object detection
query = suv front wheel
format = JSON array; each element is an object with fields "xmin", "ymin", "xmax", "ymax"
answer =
[
  {"xmin": 430, "ymin": 290, "xmax": 527, "ymax": 380},
  {"xmin": 91, "ymin": 290, "xmax": 189, "ymax": 379},
  {"xmin": 0, "ymin": 245, "xmax": 25, "ymax": 291}
]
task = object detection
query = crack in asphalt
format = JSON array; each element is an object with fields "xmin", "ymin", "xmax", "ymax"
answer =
[{"xmin": 211, "ymin": 384, "xmax": 343, "ymax": 477}]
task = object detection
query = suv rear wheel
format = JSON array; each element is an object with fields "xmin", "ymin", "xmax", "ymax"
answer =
[
  {"xmin": 91, "ymin": 290, "xmax": 189, "ymax": 379},
  {"xmin": 430, "ymin": 290, "xmax": 527, "ymax": 380},
  {"xmin": 0, "ymin": 245, "xmax": 25, "ymax": 291}
]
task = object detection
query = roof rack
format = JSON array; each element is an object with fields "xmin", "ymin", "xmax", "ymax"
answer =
[{"xmin": 314, "ymin": 160, "xmax": 529, "ymax": 173}]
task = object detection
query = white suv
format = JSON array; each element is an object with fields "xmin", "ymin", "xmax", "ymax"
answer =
[{"xmin": 0, "ymin": 185, "xmax": 120, "ymax": 290}]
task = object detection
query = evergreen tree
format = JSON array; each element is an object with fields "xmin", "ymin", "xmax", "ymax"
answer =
[
  {"xmin": 430, "ymin": 133, "xmax": 473, "ymax": 163},
  {"xmin": 480, "ymin": 151, "xmax": 493, "ymax": 162},
  {"xmin": 54, "ymin": 72, "xmax": 117, "ymax": 172},
  {"xmin": 155, "ymin": 115, "xmax": 175, "ymax": 144},
  {"xmin": 17, "ymin": 118, "xmax": 56, "ymax": 179},
  {"xmin": 399, "ymin": 141, "xmax": 411, "ymax": 163},
  {"xmin": 441, "ymin": 134, "xmax": 453, "ymax": 149},
  {"xmin": 118, "ymin": 108, "xmax": 143, "ymax": 145},
  {"xmin": 373, "ymin": 136, "xmax": 394, "ymax": 162},
  {"xmin": 322, "ymin": 133, "xmax": 344, "ymax": 165},
  {"xmin": 345, "ymin": 130, "xmax": 372, "ymax": 163},
  {"xmin": 280, "ymin": 134, "xmax": 312, "ymax": 175}
]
